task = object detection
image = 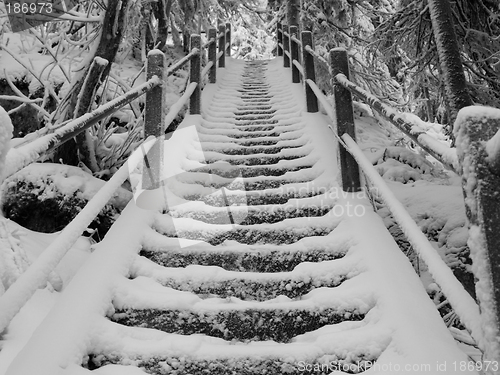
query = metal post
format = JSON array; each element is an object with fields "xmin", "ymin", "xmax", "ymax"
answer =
[
  {"xmin": 283, "ymin": 24, "xmax": 290, "ymax": 68},
  {"xmin": 189, "ymin": 34, "xmax": 201, "ymax": 115},
  {"xmin": 330, "ymin": 48, "xmax": 361, "ymax": 192},
  {"xmin": 218, "ymin": 24, "xmax": 226, "ymax": 68},
  {"xmin": 290, "ymin": 25, "xmax": 300, "ymax": 83},
  {"xmin": 225, "ymin": 22, "xmax": 231, "ymax": 56},
  {"xmin": 454, "ymin": 107, "xmax": 500, "ymax": 365},
  {"xmin": 208, "ymin": 28, "xmax": 217, "ymax": 83},
  {"xmin": 277, "ymin": 22, "xmax": 283, "ymax": 57},
  {"xmin": 301, "ymin": 31, "xmax": 318, "ymax": 113}
]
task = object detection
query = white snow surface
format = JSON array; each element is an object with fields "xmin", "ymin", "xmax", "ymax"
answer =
[{"xmin": 1, "ymin": 58, "xmax": 480, "ymax": 375}]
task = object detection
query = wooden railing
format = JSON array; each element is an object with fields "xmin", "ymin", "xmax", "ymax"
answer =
[
  {"xmin": 276, "ymin": 22, "xmax": 500, "ymax": 365},
  {"xmin": 141, "ymin": 24, "xmax": 230, "ymax": 189},
  {"xmin": 0, "ymin": 22, "xmax": 232, "ymax": 336}
]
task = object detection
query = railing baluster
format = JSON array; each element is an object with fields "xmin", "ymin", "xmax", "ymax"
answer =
[
  {"xmin": 454, "ymin": 108, "xmax": 500, "ymax": 363},
  {"xmin": 143, "ymin": 49, "xmax": 165, "ymax": 190},
  {"xmin": 301, "ymin": 31, "xmax": 318, "ymax": 113},
  {"xmin": 208, "ymin": 28, "xmax": 217, "ymax": 83},
  {"xmin": 144, "ymin": 49, "xmax": 165, "ymax": 138},
  {"xmin": 189, "ymin": 34, "xmax": 201, "ymax": 115},
  {"xmin": 290, "ymin": 25, "xmax": 300, "ymax": 83},
  {"xmin": 277, "ymin": 22, "xmax": 283, "ymax": 57},
  {"xmin": 225, "ymin": 22, "xmax": 231, "ymax": 56},
  {"xmin": 283, "ymin": 24, "xmax": 290, "ymax": 68},
  {"xmin": 218, "ymin": 24, "xmax": 226, "ymax": 68},
  {"xmin": 329, "ymin": 48, "xmax": 361, "ymax": 192}
]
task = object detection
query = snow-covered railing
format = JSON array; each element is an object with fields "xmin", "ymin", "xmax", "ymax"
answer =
[
  {"xmin": 217, "ymin": 22, "xmax": 232, "ymax": 68},
  {"xmin": 4, "ymin": 77, "xmax": 161, "ymax": 179},
  {"xmin": 334, "ymin": 73, "xmax": 459, "ymax": 173},
  {"xmin": 277, "ymin": 23, "xmax": 458, "ymax": 175},
  {"xmin": 277, "ymin": 23, "xmax": 318, "ymax": 113},
  {"xmin": 0, "ymin": 27, "xmax": 229, "ymax": 330},
  {"xmin": 0, "ymin": 137, "xmax": 156, "ymax": 336},
  {"xmin": 454, "ymin": 107, "xmax": 500, "ymax": 364},
  {"xmin": 276, "ymin": 23, "xmax": 500, "ymax": 364},
  {"xmin": 4, "ymin": 25, "xmax": 230, "ymax": 180},
  {"xmin": 299, "ymin": 57, "xmax": 487, "ymax": 361},
  {"xmin": 144, "ymin": 27, "xmax": 228, "ymax": 140}
]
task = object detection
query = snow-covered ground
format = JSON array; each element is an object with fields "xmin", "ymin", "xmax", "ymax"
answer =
[{"xmin": 0, "ymin": 220, "xmax": 92, "ymax": 374}]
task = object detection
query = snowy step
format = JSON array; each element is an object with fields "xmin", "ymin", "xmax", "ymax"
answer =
[
  {"xmin": 185, "ymin": 186, "xmax": 328, "ymax": 206},
  {"xmin": 174, "ymin": 177, "xmax": 315, "ymax": 192},
  {"xmin": 139, "ymin": 245, "xmax": 347, "ymax": 273},
  {"xmin": 110, "ymin": 306, "xmax": 365, "ymax": 343},
  {"xmin": 190, "ymin": 164, "xmax": 313, "ymax": 178},
  {"xmin": 159, "ymin": 225, "xmax": 333, "ymax": 246},
  {"xmin": 130, "ymin": 257, "xmax": 351, "ymax": 301},
  {"xmin": 89, "ymin": 354, "xmax": 377, "ymax": 375},
  {"xmin": 169, "ymin": 204, "xmax": 334, "ymax": 225},
  {"xmin": 202, "ymin": 154, "xmax": 308, "ymax": 166},
  {"xmin": 203, "ymin": 144, "xmax": 305, "ymax": 156}
]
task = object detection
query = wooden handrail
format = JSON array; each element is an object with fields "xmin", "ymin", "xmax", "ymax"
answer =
[
  {"xmin": 277, "ymin": 22, "xmax": 500, "ymax": 360},
  {"xmin": 334, "ymin": 73, "xmax": 458, "ymax": 173}
]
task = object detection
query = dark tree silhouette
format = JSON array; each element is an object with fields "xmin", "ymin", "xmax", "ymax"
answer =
[{"xmin": 428, "ymin": 0, "xmax": 473, "ymax": 134}]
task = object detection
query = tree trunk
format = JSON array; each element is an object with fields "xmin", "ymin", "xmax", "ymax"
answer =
[
  {"xmin": 287, "ymin": 0, "xmax": 300, "ymax": 27},
  {"xmin": 428, "ymin": 0, "xmax": 472, "ymax": 136},
  {"xmin": 54, "ymin": 0, "xmax": 130, "ymax": 168},
  {"xmin": 154, "ymin": 0, "xmax": 173, "ymax": 51}
]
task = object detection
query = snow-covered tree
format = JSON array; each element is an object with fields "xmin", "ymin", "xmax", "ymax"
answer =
[{"xmin": 427, "ymin": 0, "xmax": 473, "ymax": 137}]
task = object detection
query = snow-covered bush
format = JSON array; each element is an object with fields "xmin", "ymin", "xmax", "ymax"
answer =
[{"xmin": 1, "ymin": 163, "xmax": 132, "ymax": 240}]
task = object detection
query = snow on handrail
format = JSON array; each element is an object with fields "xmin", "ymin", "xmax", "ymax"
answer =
[
  {"xmin": 306, "ymin": 79, "xmax": 334, "ymax": 119},
  {"xmin": 306, "ymin": 77, "xmax": 483, "ymax": 346},
  {"xmin": 340, "ymin": 132, "xmax": 483, "ymax": 348},
  {"xmin": 0, "ymin": 137, "xmax": 156, "ymax": 335},
  {"xmin": 335, "ymin": 73, "xmax": 459, "ymax": 173},
  {"xmin": 165, "ymin": 47, "xmax": 200, "ymax": 78},
  {"xmin": 304, "ymin": 45, "xmax": 329, "ymax": 71},
  {"xmin": 290, "ymin": 35, "xmax": 302, "ymax": 46},
  {"xmin": 202, "ymin": 37, "xmax": 216, "ymax": 49},
  {"xmin": 292, "ymin": 59, "xmax": 304, "ymax": 77},
  {"xmin": 165, "ymin": 82, "xmax": 198, "ymax": 127},
  {"xmin": 4, "ymin": 76, "xmax": 161, "ymax": 179},
  {"xmin": 201, "ymin": 61, "xmax": 214, "ymax": 78}
]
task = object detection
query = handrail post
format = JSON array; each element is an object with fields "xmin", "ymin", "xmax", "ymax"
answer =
[
  {"xmin": 143, "ymin": 49, "xmax": 165, "ymax": 190},
  {"xmin": 277, "ymin": 22, "xmax": 283, "ymax": 57},
  {"xmin": 454, "ymin": 107, "xmax": 500, "ymax": 364},
  {"xmin": 330, "ymin": 48, "xmax": 361, "ymax": 192},
  {"xmin": 225, "ymin": 22, "xmax": 231, "ymax": 56},
  {"xmin": 290, "ymin": 25, "xmax": 300, "ymax": 83},
  {"xmin": 283, "ymin": 24, "xmax": 290, "ymax": 68},
  {"xmin": 144, "ymin": 50, "xmax": 165, "ymax": 138},
  {"xmin": 218, "ymin": 24, "xmax": 226, "ymax": 68},
  {"xmin": 208, "ymin": 28, "xmax": 217, "ymax": 83},
  {"xmin": 189, "ymin": 34, "xmax": 201, "ymax": 115},
  {"xmin": 301, "ymin": 31, "xmax": 318, "ymax": 113}
]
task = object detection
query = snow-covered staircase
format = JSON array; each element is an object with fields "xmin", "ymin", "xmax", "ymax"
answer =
[{"xmin": 6, "ymin": 58, "xmax": 476, "ymax": 375}]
